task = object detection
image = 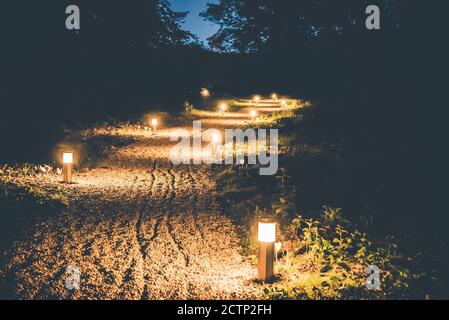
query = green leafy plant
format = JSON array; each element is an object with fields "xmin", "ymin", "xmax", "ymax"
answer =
[
  {"xmin": 263, "ymin": 209, "xmax": 416, "ymax": 300},
  {"xmin": 322, "ymin": 206, "xmax": 349, "ymax": 227}
]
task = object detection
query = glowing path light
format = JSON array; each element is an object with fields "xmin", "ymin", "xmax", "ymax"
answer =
[
  {"xmin": 253, "ymin": 95, "xmax": 260, "ymax": 105},
  {"xmin": 250, "ymin": 109, "xmax": 257, "ymax": 122},
  {"xmin": 212, "ymin": 133, "xmax": 220, "ymax": 143},
  {"xmin": 151, "ymin": 118, "xmax": 158, "ymax": 134},
  {"xmin": 62, "ymin": 152, "xmax": 74, "ymax": 184},
  {"xmin": 271, "ymin": 94, "xmax": 278, "ymax": 102},
  {"xmin": 258, "ymin": 219, "xmax": 276, "ymax": 281},
  {"xmin": 280, "ymin": 100, "xmax": 287, "ymax": 109},
  {"xmin": 219, "ymin": 103, "xmax": 227, "ymax": 115},
  {"xmin": 200, "ymin": 88, "xmax": 211, "ymax": 97}
]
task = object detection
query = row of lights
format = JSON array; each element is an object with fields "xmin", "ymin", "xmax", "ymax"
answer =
[
  {"xmin": 205, "ymin": 89, "xmax": 286, "ymax": 107},
  {"xmin": 258, "ymin": 94, "xmax": 288, "ymax": 108},
  {"xmin": 217, "ymin": 102, "xmax": 258, "ymax": 122},
  {"xmin": 62, "ymin": 90, "xmax": 277, "ymax": 281},
  {"xmin": 205, "ymin": 90, "xmax": 287, "ymax": 124}
]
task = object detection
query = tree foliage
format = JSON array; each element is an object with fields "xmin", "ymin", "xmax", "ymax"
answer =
[
  {"xmin": 77, "ymin": 0, "xmax": 196, "ymax": 52},
  {"xmin": 201, "ymin": 0, "xmax": 407, "ymax": 52},
  {"xmin": 3, "ymin": 0, "xmax": 195, "ymax": 58}
]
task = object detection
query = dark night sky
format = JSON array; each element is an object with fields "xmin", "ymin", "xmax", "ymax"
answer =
[{"xmin": 169, "ymin": 0, "xmax": 219, "ymax": 45}]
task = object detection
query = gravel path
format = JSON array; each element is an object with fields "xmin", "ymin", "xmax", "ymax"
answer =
[{"xmin": 0, "ymin": 101, "xmax": 281, "ymax": 299}]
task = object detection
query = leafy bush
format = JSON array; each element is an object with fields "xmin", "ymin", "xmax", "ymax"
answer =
[
  {"xmin": 263, "ymin": 210, "xmax": 416, "ymax": 299},
  {"xmin": 0, "ymin": 164, "xmax": 68, "ymax": 251},
  {"xmin": 217, "ymin": 160, "xmax": 416, "ymax": 299}
]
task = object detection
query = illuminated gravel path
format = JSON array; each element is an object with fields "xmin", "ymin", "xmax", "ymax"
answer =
[{"xmin": 0, "ymin": 101, "xmax": 281, "ymax": 299}]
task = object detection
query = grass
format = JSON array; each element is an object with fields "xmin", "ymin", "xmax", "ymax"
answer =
[
  {"xmin": 0, "ymin": 164, "xmax": 68, "ymax": 209},
  {"xmin": 0, "ymin": 164, "xmax": 68, "ymax": 251},
  {"xmin": 188, "ymin": 108, "xmax": 221, "ymax": 119}
]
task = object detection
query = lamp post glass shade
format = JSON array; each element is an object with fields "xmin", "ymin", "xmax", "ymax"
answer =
[
  {"xmin": 63, "ymin": 152, "xmax": 73, "ymax": 164},
  {"xmin": 151, "ymin": 118, "xmax": 158, "ymax": 126},
  {"xmin": 258, "ymin": 219, "xmax": 276, "ymax": 243}
]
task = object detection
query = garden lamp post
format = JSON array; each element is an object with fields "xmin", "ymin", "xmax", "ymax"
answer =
[
  {"xmin": 250, "ymin": 110, "xmax": 257, "ymax": 122},
  {"xmin": 258, "ymin": 219, "xmax": 276, "ymax": 281},
  {"xmin": 253, "ymin": 95, "xmax": 260, "ymax": 105},
  {"xmin": 220, "ymin": 103, "xmax": 227, "ymax": 115},
  {"xmin": 151, "ymin": 118, "xmax": 158, "ymax": 134},
  {"xmin": 281, "ymin": 100, "xmax": 287, "ymax": 109},
  {"xmin": 62, "ymin": 152, "xmax": 74, "ymax": 184}
]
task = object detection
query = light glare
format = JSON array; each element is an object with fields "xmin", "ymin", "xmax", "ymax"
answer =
[
  {"xmin": 258, "ymin": 220, "xmax": 276, "ymax": 243},
  {"xmin": 212, "ymin": 133, "xmax": 220, "ymax": 144},
  {"xmin": 201, "ymin": 88, "xmax": 210, "ymax": 97},
  {"xmin": 63, "ymin": 152, "xmax": 73, "ymax": 164}
]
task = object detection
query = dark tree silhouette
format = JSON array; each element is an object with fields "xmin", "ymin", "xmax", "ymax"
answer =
[
  {"xmin": 77, "ymin": 0, "xmax": 196, "ymax": 53},
  {"xmin": 201, "ymin": 0, "xmax": 406, "ymax": 52},
  {"xmin": 2, "ymin": 1, "xmax": 195, "ymax": 60},
  {"xmin": 0, "ymin": 1, "xmax": 198, "ymax": 163}
]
